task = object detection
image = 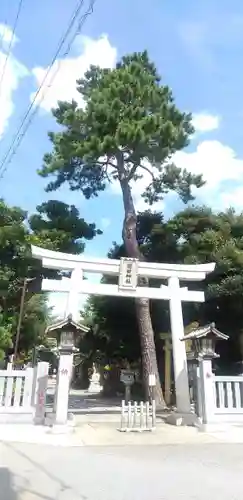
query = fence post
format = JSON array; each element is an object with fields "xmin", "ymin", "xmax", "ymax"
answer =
[
  {"xmin": 121, "ymin": 400, "xmax": 126, "ymax": 430},
  {"xmin": 119, "ymin": 399, "xmax": 156, "ymax": 432},
  {"xmin": 22, "ymin": 367, "xmax": 34, "ymax": 407},
  {"xmin": 145, "ymin": 401, "xmax": 149, "ymax": 429},
  {"xmin": 195, "ymin": 365, "xmax": 203, "ymax": 419},
  {"xmin": 140, "ymin": 401, "xmax": 144, "ymax": 429},
  {"xmin": 151, "ymin": 399, "xmax": 156, "ymax": 429},
  {"xmin": 31, "ymin": 361, "xmax": 48, "ymax": 407},
  {"xmin": 31, "ymin": 365, "xmax": 38, "ymax": 407},
  {"xmin": 198, "ymin": 357, "xmax": 215, "ymax": 427},
  {"xmin": 128, "ymin": 401, "xmax": 132, "ymax": 429},
  {"xmin": 33, "ymin": 362, "xmax": 49, "ymax": 425}
]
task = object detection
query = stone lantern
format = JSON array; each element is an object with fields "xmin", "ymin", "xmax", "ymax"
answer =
[
  {"xmin": 45, "ymin": 314, "xmax": 89, "ymax": 425},
  {"xmin": 181, "ymin": 323, "xmax": 229, "ymax": 428},
  {"xmin": 181, "ymin": 322, "xmax": 229, "ymax": 361},
  {"xmin": 46, "ymin": 314, "xmax": 89, "ymax": 354}
]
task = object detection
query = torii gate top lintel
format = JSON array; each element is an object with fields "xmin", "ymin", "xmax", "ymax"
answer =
[{"xmin": 31, "ymin": 245, "xmax": 215, "ymax": 281}]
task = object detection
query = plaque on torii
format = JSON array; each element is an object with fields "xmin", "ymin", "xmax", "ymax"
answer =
[{"xmin": 118, "ymin": 258, "xmax": 138, "ymax": 290}]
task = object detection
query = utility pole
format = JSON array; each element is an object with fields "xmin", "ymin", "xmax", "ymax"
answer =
[
  {"xmin": 14, "ymin": 276, "xmax": 37, "ymax": 362},
  {"xmin": 13, "ymin": 278, "xmax": 28, "ymax": 362}
]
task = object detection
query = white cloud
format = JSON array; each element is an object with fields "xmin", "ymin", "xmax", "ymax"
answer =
[
  {"xmin": 192, "ymin": 113, "xmax": 220, "ymax": 133},
  {"xmin": 101, "ymin": 217, "xmax": 111, "ymax": 229},
  {"xmin": 216, "ymin": 186, "xmax": 243, "ymax": 211},
  {"xmin": 0, "ymin": 24, "xmax": 19, "ymax": 49},
  {"xmin": 110, "ymin": 139, "xmax": 243, "ymax": 212},
  {"xmin": 174, "ymin": 140, "xmax": 243, "ymax": 189},
  {"xmin": 173, "ymin": 140, "xmax": 243, "ymax": 209},
  {"xmin": 0, "ymin": 25, "xmax": 28, "ymax": 138},
  {"xmin": 30, "ymin": 34, "xmax": 117, "ymax": 112}
]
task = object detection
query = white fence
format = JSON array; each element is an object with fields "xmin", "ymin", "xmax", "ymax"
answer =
[
  {"xmin": 0, "ymin": 367, "xmax": 34, "ymax": 422},
  {"xmin": 213, "ymin": 376, "xmax": 243, "ymax": 421},
  {"xmin": 0, "ymin": 362, "xmax": 49, "ymax": 424},
  {"xmin": 120, "ymin": 400, "xmax": 156, "ymax": 432},
  {"xmin": 196, "ymin": 358, "xmax": 243, "ymax": 428}
]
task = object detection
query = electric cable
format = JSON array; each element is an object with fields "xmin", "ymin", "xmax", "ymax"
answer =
[
  {"xmin": 0, "ymin": 0, "xmax": 96, "ymax": 179},
  {"xmin": 0, "ymin": 21, "xmax": 8, "ymax": 52},
  {"xmin": 0, "ymin": 0, "xmax": 24, "ymax": 98}
]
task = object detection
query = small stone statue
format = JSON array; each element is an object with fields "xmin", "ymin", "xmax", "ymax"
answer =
[{"xmin": 88, "ymin": 363, "xmax": 102, "ymax": 393}]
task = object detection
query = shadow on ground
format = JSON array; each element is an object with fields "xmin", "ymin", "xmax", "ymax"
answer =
[
  {"xmin": 46, "ymin": 391, "xmax": 121, "ymax": 414},
  {"xmin": 46, "ymin": 391, "xmax": 173, "ymax": 417},
  {"xmin": 0, "ymin": 468, "xmax": 17, "ymax": 500},
  {"xmin": 3, "ymin": 442, "xmax": 83, "ymax": 500}
]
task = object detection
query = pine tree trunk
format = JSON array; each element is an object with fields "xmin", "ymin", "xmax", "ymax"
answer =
[{"xmin": 120, "ymin": 177, "xmax": 166, "ymax": 407}]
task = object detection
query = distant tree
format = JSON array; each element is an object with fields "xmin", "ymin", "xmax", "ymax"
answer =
[
  {"xmin": 166, "ymin": 206, "xmax": 243, "ymax": 365},
  {"xmin": 0, "ymin": 199, "xmax": 100, "ymax": 357},
  {"xmin": 86, "ymin": 207, "xmax": 243, "ymax": 371},
  {"xmin": 38, "ymin": 51, "xmax": 203, "ymax": 404},
  {"xmin": 0, "ymin": 199, "xmax": 30, "ymax": 357},
  {"xmin": 29, "ymin": 199, "xmax": 101, "ymax": 253}
]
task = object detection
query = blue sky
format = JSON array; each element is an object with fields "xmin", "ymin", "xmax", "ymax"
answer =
[{"xmin": 1, "ymin": 0, "xmax": 243, "ymax": 316}]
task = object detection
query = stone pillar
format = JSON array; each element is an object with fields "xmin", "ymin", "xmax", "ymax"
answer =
[
  {"xmin": 238, "ymin": 333, "xmax": 243, "ymax": 374},
  {"xmin": 198, "ymin": 357, "xmax": 216, "ymax": 427},
  {"xmin": 168, "ymin": 276, "xmax": 191, "ymax": 414},
  {"xmin": 163, "ymin": 337, "xmax": 172, "ymax": 406},
  {"xmin": 55, "ymin": 351, "xmax": 73, "ymax": 425},
  {"xmin": 33, "ymin": 361, "xmax": 49, "ymax": 425}
]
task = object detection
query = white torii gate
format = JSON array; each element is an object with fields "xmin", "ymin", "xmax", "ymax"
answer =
[{"xmin": 31, "ymin": 245, "xmax": 215, "ymax": 416}]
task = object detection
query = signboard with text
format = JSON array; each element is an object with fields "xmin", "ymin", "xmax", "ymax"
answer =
[
  {"xmin": 120, "ymin": 369, "xmax": 135, "ymax": 385},
  {"xmin": 118, "ymin": 258, "xmax": 138, "ymax": 290},
  {"xmin": 148, "ymin": 374, "xmax": 156, "ymax": 386}
]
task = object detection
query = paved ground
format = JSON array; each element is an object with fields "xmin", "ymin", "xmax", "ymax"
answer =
[
  {"xmin": 1, "ymin": 441, "xmax": 243, "ymax": 499},
  {"xmin": 0, "ymin": 421, "xmax": 223, "ymax": 447},
  {"xmin": 47, "ymin": 383, "xmax": 121, "ymax": 415}
]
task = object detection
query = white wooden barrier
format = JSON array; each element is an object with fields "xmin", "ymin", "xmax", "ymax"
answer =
[
  {"xmin": 197, "ymin": 361, "xmax": 243, "ymax": 427},
  {"xmin": 0, "ymin": 362, "xmax": 49, "ymax": 424},
  {"xmin": 120, "ymin": 400, "xmax": 156, "ymax": 432},
  {"xmin": 213, "ymin": 376, "xmax": 243, "ymax": 422},
  {"xmin": 0, "ymin": 367, "xmax": 34, "ymax": 422}
]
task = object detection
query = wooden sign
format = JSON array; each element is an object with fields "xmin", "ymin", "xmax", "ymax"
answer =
[
  {"xmin": 148, "ymin": 374, "xmax": 156, "ymax": 386},
  {"xmin": 118, "ymin": 258, "xmax": 138, "ymax": 290},
  {"xmin": 120, "ymin": 369, "xmax": 135, "ymax": 385}
]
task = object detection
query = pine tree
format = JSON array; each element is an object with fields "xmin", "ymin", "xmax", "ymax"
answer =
[{"xmin": 39, "ymin": 51, "xmax": 203, "ymax": 404}]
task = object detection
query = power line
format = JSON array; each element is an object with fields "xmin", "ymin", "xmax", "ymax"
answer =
[
  {"xmin": 0, "ymin": 21, "xmax": 8, "ymax": 52},
  {"xmin": 0, "ymin": 0, "xmax": 24, "ymax": 98},
  {"xmin": 0, "ymin": 0, "xmax": 96, "ymax": 180},
  {"xmin": 0, "ymin": 0, "xmax": 88, "ymax": 176}
]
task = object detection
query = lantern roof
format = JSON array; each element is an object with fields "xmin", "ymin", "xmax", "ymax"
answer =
[
  {"xmin": 45, "ymin": 314, "xmax": 89, "ymax": 334},
  {"xmin": 181, "ymin": 322, "xmax": 229, "ymax": 342}
]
